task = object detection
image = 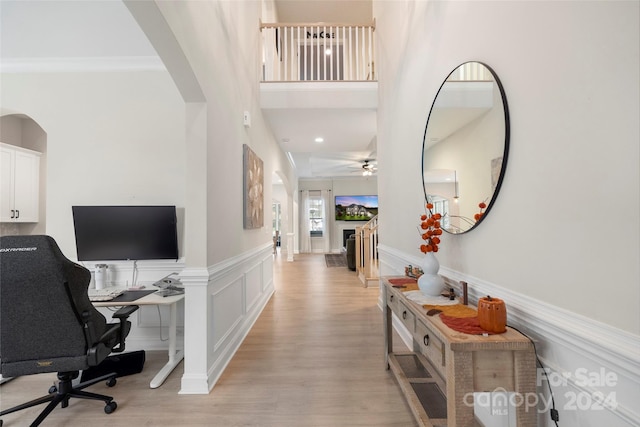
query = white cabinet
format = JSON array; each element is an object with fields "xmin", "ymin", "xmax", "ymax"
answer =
[{"xmin": 0, "ymin": 143, "xmax": 41, "ymax": 223}]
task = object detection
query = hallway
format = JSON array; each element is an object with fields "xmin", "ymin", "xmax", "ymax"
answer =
[
  {"xmin": 0, "ymin": 254, "xmax": 416, "ymax": 426},
  {"xmin": 205, "ymin": 253, "xmax": 415, "ymax": 426}
]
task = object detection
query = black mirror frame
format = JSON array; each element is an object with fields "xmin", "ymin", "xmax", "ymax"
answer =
[{"xmin": 421, "ymin": 61, "xmax": 510, "ymax": 234}]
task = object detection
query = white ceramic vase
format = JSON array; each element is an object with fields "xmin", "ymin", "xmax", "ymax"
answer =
[{"xmin": 417, "ymin": 252, "xmax": 445, "ymax": 296}]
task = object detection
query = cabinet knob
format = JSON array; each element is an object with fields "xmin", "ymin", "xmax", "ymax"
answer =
[
  {"xmin": 390, "ymin": 295, "xmax": 394, "ymax": 302},
  {"xmin": 10, "ymin": 209, "xmax": 15, "ymax": 219},
  {"xmin": 402, "ymin": 311, "xmax": 407, "ymax": 320},
  {"xmin": 424, "ymin": 334, "xmax": 430, "ymax": 346},
  {"xmin": 15, "ymin": 209, "xmax": 19, "ymax": 219}
]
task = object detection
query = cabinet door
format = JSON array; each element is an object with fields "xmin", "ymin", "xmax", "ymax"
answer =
[
  {"xmin": 0, "ymin": 147, "xmax": 16, "ymax": 222},
  {"xmin": 12, "ymin": 151, "xmax": 40, "ymax": 222}
]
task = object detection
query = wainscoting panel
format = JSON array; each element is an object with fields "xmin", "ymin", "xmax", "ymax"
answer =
[
  {"xmin": 191, "ymin": 243, "xmax": 275, "ymax": 394},
  {"xmin": 211, "ymin": 276, "xmax": 244, "ymax": 353},
  {"xmin": 378, "ymin": 244, "xmax": 640, "ymax": 427},
  {"xmin": 245, "ymin": 259, "xmax": 264, "ymax": 313},
  {"xmin": 262, "ymin": 253, "xmax": 273, "ymax": 291}
]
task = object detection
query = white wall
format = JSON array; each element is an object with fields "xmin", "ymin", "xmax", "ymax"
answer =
[
  {"xmin": 299, "ymin": 176, "xmax": 378, "ymax": 252},
  {"xmin": 1, "ymin": 68, "xmax": 189, "ymax": 351},
  {"xmin": 374, "ymin": 1, "xmax": 639, "ymax": 426},
  {"xmin": 155, "ymin": 1, "xmax": 295, "ymax": 266},
  {"xmin": 1, "ymin": 71, "xmax": 187, "ymax": 255},
  {"xmin": 144, "ymin": 1, "xmax": 296, "ymax": 393},
  {"xmin": 2, "ymin": 0, "xmax": 296, "ymax": 396}
]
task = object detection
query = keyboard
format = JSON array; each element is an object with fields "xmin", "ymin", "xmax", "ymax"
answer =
[{"xmin": 88, "ymin": 288, "xmax": 125, "ymax": 302}]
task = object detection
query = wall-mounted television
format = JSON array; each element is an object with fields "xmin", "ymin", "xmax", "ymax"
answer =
[
  {"xmin": 335, "ymin": 195, "xmax": 378, "ymax": 221},
  {"xmin": 72, "ymin": 205, "xmax": 179, "ymax": 261}
]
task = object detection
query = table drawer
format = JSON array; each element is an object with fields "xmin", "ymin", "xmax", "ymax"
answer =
[
  {"xmin": 387, "ymin": 290, "xmax": 400, "ymax": 313},
  {"xmin": 388, "ymin": 291, "xmax": 415, "ymax": 333},
  {"xmin": 415, "ymin": 319, "xmax": 445, "ymax": 376},
  {"xmin": 396, "ymin": 301, "xmax": 415, "ymax": 332}
]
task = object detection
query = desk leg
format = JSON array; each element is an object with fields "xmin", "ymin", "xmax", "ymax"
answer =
[{"xmin": 150, "ymin": 301, "xmax": 184, "ymax": 389}]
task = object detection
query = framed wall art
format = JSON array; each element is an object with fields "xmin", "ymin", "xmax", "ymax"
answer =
[{"xmin": 243, "ymin": 144, "xmax": 264, "ymax": 229}]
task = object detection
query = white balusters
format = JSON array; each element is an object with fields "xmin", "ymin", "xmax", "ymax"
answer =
[{"xmin": 261, "ymin": 22, "xmax": 376, "ymax": 82}]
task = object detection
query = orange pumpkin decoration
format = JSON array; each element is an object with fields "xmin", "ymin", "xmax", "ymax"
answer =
[{"xmin": 477, "ymin": 296, "xmax": 507, "ymax": 333}]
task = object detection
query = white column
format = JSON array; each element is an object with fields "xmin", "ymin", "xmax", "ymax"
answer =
[
  {"xmin": 178, "ymin": 267, "xmax": 210, "ymax": 394},
  {"xmin": 286, "ymin": 232, "xmax": 295, "ymax": 262}
]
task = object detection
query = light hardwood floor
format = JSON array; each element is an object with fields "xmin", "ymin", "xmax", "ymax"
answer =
[{"xmin": 0, "ymin": 253, "xmax": 415, "ymax": 426}]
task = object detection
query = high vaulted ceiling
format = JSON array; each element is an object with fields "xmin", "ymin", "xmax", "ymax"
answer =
[
  {"xmin": 267, "ymin": 0, "xmax": 377, "ymax": 179},
  {"xmin": 1, "ymin": 0, "xmax": 376, "ymax": 179},
  {"xmin": 274, "ymin": 0, "xmax": 372, "ymax": 24}
]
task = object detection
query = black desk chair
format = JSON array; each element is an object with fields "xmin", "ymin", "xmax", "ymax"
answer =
[{"xmin": 0, "ymin": 235, "xmax": 138, "ymax": 426}]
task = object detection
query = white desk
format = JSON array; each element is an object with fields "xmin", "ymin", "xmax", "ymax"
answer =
[{"xmin": 93, "ymin": 291, "xmax": 184, "ymax": 389}]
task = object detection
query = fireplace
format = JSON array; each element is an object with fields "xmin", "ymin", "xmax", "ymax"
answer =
[{"xmin": 342, "ymin": 229, "xmax": 356, "ymax": 248}]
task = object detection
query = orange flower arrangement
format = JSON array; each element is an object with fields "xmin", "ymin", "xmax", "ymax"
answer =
[
  {"xmin": 419, "ymin": 203, "xmax": 443, "ymax": 253},
  {"xmin": 474, "ymin": 202, "xmax": 487, "ymax": 222}
]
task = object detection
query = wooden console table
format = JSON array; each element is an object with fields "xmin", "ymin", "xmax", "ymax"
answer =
[{"xmin": 382, "ymin": 277, "xmax": 537, "ymax": 427}]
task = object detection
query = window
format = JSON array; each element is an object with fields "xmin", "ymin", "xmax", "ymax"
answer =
[
  {"xmin": 432, "ymin": 198, "xmax": 450, "ymax": 231},
  {"xmin": 308, "ymin": 197, "xmax": 323, "ymax": 236}
]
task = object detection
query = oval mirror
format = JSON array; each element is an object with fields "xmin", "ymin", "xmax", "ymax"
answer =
[{"xmin": 422, "ymin": 61, "xmax": 509, "ymax": 234}]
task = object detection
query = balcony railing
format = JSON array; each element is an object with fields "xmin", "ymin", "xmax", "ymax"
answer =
[{"xmin": 260, "ymin": 21, "xmax": 376, "ymax": 82}]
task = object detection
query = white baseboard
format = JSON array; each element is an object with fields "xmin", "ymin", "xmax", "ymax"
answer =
[{"xmin": 378, "ymin": 244, "xmax": 640, "ymax": 427}]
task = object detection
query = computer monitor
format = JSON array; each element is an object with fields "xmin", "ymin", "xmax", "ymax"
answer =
[{"xmin": 72, "ymin": 205, "xmax": 179, "ymax": 261}]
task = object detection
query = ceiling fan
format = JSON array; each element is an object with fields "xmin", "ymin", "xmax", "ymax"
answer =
[{"xmin": 358, "ymin": 159, "xmax": 377, "ymax": 176}]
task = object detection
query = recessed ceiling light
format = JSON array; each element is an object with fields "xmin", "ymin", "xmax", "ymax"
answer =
[{"xmin": 314, "ymin": 137, "xmax": 324, "ymax": 143}]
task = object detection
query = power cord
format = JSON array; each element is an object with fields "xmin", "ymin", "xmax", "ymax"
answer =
[
  {"xmin": 508, "ymin": 324, "xmax": 560, "ymax": 426},
  {"xmin": 131, "ymin": 260, "xmax": 138, "ymax": 287}
]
